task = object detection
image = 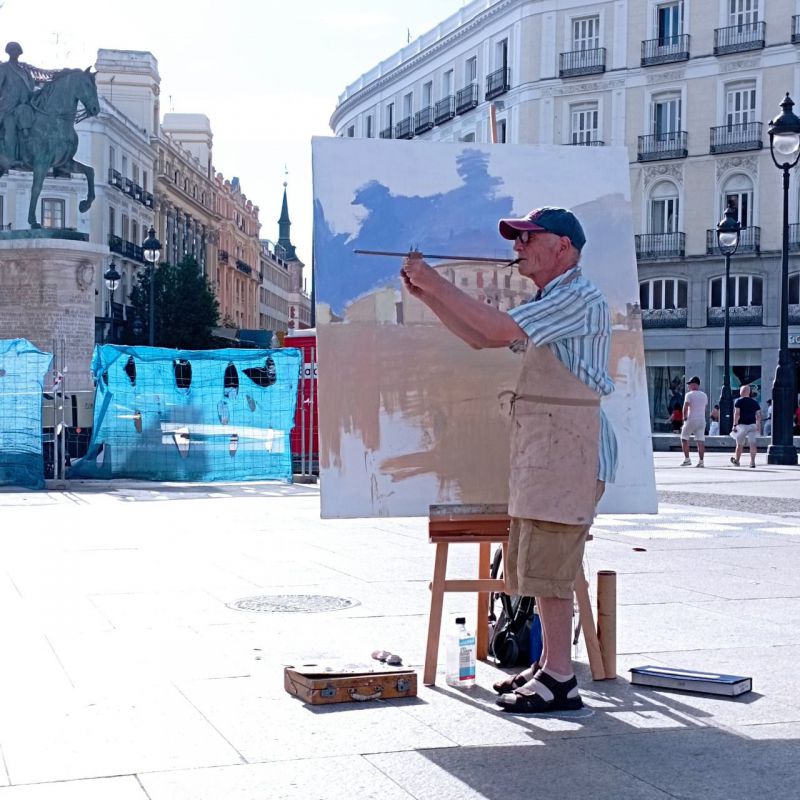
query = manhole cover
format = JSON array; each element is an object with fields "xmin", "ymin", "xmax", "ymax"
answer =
[{"xmin": 227, "ymin": 594, "xmax": 360, "ymax": 613}]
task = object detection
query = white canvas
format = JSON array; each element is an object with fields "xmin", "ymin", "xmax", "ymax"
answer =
[{"xmin": 312, "ymin": 136, "xmax": 656, "ymax": 518}]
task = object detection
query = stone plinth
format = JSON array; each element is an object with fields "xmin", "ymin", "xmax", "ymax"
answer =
[{"xmin": 0, "ymin": 238, "xmax": 108, "ymax": 392}]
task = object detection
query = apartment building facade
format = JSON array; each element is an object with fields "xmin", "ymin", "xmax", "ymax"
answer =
[{"xmin": 330, "ymin": 0, "xmax": 800, "ymax": 430}]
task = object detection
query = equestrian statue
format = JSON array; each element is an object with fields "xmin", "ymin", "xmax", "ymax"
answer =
[{"xmin": 0, "ymin": 42, "xmax": 100, "ymax": 229}]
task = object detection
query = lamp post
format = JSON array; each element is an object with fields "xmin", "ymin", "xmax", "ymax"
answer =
[
  {"xmin": 716, "ymin": 203, "xmax": 740, "ymax": 436},
  {"xmin": 767, "ymin": 93, "xmax": 800, "ymax": 465},
  {"xmin": 142, "ymin": 226, "xmax": 161, "ymax": 347},
  {"xmin": 103, "ymin": 258, "xmax": 121, "ymax": 344}
]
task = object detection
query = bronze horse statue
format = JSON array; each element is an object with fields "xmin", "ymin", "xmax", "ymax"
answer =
[{"xmin": 0, "ymin": 67, "xmax": 100, "ymax": 228}]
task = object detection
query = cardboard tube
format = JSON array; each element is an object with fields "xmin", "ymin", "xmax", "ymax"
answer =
[{"xmin": 596, "ymin": 570, "xmax": 617, "ymax": 679}]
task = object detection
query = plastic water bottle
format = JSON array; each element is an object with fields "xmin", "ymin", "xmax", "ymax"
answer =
[{"xmin": 446, "ymin": 616, "xmax": 476, "ymax": 688}]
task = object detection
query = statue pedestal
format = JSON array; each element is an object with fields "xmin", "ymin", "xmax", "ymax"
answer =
[{"xmin": 0, "ymin": 238, "xmax": 108, "ymax": 392}]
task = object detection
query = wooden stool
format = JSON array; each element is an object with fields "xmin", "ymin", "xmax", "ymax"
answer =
[{"xmin": 423, "ymin": 504, "xmax": 610, "ymax": 686}]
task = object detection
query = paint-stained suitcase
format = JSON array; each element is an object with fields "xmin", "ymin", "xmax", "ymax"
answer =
[{"xmin": 284, "ymin": 662, "xmax": 417, "ymax": 705}]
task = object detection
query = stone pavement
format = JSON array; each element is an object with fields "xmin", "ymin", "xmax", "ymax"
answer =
[{"xmin": 0, "ymin": 452, "xmax": 798, "ymax": 799}]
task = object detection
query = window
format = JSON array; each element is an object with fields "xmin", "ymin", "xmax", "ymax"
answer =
[
  {"xmin": 639, "ymin": 278, "xmax": 688, "ymax": 310},
  {"xmin": 443, "ymin": 69, "xmax": 453, "ymax": 97},
  {"xmin": 496, "ymin": 119, "xmax": 507, "ymax": 143},
  {"xmin": 570, "ymin": 103, "xmax": 598, "ymax": 144},
  {"xmin": 133, "ymin": 164, "xmax": 139, "ymax": 185},
  {"xmin": 121, "ymin": 213, "xmax": 129, "ymax": 242},
  {"xmin": 386, "ymin": 102, "xmax": 394, "ymax": 128},
  {"xmin": 366, "ymin": 115, "xmax": 373, "ymax": 138},
  {"xmin": 466, "ymin": 57, "xmax": 477, "ymax": 83},
  {"xmin": 728, "ymin": 0, "xmax": 758, "ymax": 27},
  {"xmin": 423, "ymin": 81, "xmax": 433, "ymax": 107},
  {"xmin": 347, "ymin": 125, "xmax": 355, "ymax": 137},
  {"xmin": 41, "ymin": 198, "xmax": 64, "ymax": 229},
  {"xmin": 131, "ymin": 220, "xmax": 139, "ymax": 245},
  {"xmin": 652, "ymin": 94, "xmax": 681, "ymax": 137},
  {"xmin": 121, "ymin": 155, "xmax": 128, "ymax": 177},
  {"xmin": 109, "ymin": 206, "xmax": 116, "ymax": 236},
  {"xmin": 461, "ymin": 132, "xmax": 476, "ymax": 142},
  {"xmin": 722, "ymin": 174, "xmax": 754, "ymax": 228},
  {"xmin": 709, "ymin": 274, "xmax": 763, "ymax": 307},
  {"xmin": 496, "ymin": 38, "xmax": 508, "ymax": 69},
  {"xmin": 656, "ymin": 2, "xmax": 683, "ymax": 44},
  {"xmin": 726, "ymin": 82, "xmax": 756, "ymax": 125},
  {"xmin": 109, "ymin": 146, "xmax": 115, "ymax": 171},
  {"xmin": 790, "ymin": 274, "xmax": 800, "ymax": 305},
  {"xmin": 403, "ymin": 92, "xmax": 412, "ymax": 118},
  {"xmin": 649, "ymin": 182, "xmax": 680, "ymax": 233},
  {"xmin": 0, "ymin": 195, "xmax": 3, "ymax": 227},
  {"xmin": 142, "ymin": 170, "xmax": 148, "ymax": 192},
  {"xmin": 572, "ymin": 16, "xmax": 599, "ymax": 50}
]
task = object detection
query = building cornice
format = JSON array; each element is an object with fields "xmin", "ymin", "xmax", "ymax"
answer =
[{"xmin": 329, "ymin": 0, "xmax": 516, "ymax": 130}]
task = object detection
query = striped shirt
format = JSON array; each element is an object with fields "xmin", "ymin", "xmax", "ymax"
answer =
[{"xmin": 507, "ymin": 267, "xmax": 618, "ymax": 482}]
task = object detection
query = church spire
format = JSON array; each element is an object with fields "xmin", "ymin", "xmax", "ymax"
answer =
[{"xmin": 277, "ymin": 175, "xmax": 297, "ymax": 261}]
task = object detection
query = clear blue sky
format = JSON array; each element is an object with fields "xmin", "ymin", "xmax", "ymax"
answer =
[{"xmin": 0, "ymin": 0, "xmax": 466, "ymax": 274}]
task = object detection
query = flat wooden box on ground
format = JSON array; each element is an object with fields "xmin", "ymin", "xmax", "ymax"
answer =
[{"xmin": 284, "ymin": 663, "xmax": 418, "ymax": 705}]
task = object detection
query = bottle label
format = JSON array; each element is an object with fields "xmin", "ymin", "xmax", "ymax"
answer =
[{"xmin": 458, "ymin": 637, "xmax": 476, "ymax": 680}]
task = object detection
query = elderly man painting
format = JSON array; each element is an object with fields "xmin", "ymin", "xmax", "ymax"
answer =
[{"xmin": 402, "ymin": 207, "xmax": 617, "ymax": 713}]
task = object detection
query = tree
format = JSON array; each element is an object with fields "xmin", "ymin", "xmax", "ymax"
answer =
[{"xmin": 128, "ymin": 256, "xmax": 220, "ymax": 349}]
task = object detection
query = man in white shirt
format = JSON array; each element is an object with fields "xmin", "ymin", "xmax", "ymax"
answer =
[{"xmin": 680, "ymin": 376, "xmax": 709, "ymax": 467}]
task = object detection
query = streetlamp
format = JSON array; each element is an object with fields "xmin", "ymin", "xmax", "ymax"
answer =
[
  {"xmin": 103, "ymin": 258, "xmax": 121, "ymax": 344},
  {"xmin": 716, "ymin": 202, "xmax": 740, "ymax": 436},
  {"xmin": 142, "ymin": 226, "xmax": 161, "ymax": 347},
  {"xmin": 767, "ymin": 92, "xmax": 800, "ymax": 465}
]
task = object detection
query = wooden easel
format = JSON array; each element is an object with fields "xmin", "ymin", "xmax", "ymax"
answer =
[{"xmin": 423, "ymin": 504, "xmax": 613, "ymax": 686}]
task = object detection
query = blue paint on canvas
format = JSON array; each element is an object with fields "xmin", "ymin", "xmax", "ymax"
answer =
[{"xmin": 315, "ymin": 149, "xmax": 516, "ymax": 316}]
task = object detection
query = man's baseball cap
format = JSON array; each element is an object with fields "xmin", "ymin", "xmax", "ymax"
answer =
[
  {"xmin": 498, "ymin": 207, "xmax": 586, "ymax": 251},
  {"xmin": 688, "ymin": 376, "xmax": 701, "ymax": 385}
]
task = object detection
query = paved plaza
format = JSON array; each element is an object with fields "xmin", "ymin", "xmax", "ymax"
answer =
[{"xmin": 0, "ymin": 452, "xmax": 799, "ymax": 799}]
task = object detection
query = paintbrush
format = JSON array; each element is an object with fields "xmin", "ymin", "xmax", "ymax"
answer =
[{"xmin": 354, "ymin": 249, "xmax": 520, "ymax": 267}]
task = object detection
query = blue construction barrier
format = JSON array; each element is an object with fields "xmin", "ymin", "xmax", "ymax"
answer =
[
  {"xmin": 0, "ymin": 339, "xmax": 53, "ymax": 489},
  {"xmin": 69, "ymin": 345, "xmax": 301, "ymax": 482}
]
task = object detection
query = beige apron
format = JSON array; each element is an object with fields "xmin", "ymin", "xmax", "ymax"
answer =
[{"xmin": 503, "ymin": 343, "xmax": 601, "ymax": 526}]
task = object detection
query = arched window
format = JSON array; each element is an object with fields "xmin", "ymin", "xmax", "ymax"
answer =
[
  {"xmin": 639, "ymin": 278, "xmax": 688, "ymax": 310},
  {"xmin": 708, "ymin": 275, "xmax": 763, "ymax": 308},
  {"xmin": 790, "ymin": 273, "xmax": 800, "ymax": 305},
  {"xmin": 648, "ymin": 180, "xmax": 680, "ymax": 233},
  {"xmin": 721, "ymin": 172, "xmax": 754, "ymax": 228}
]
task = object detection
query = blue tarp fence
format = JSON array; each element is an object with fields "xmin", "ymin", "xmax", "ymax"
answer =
[
  {"xmin": 69, "ymin": 345, "xmax": 301, "ymax": 482},
  {"xmin": 0, "ymin": 338, "xmax": 52, "ymax": 489}
]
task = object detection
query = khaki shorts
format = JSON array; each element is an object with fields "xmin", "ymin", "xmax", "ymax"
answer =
[
  {"xmin": 505, "ymin": 481, "xmax": 605, "ymax": 600},
  {"xmin": 733, "ymin": 422, "xmax": 758, "ymax": 446},
  {"xmin": 680, "ymin": 417, "xmax": 706, "ymax": 441}
]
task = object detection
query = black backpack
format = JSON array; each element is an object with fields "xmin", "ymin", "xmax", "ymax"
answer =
[{"xmin": 488, "ymin": 547, "xmax": 541, "ymax": 667}]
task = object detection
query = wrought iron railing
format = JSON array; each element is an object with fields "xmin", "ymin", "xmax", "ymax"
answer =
[
  {"xmin": 236, "ymin": 259, "xmax": 253, "ymax": 275},
  {"xmin": 641, "ymin": 308, "xmax": 688, "ymax": 329},
  {"xmin": 641, "ymin": 34, "xmax": 690, "ymax": 66},
  {"xmin": 414, "ymin": 106, "xmax": 434, "ymax": 135},
  {"xmin": 455, "ymin": 83, "xmax": 479, "ymax": 114},
  {"xmin": 485, "ymin": 67, "xmax": 510, "ymax": 100},
  {"xmin": 108, "ymin": 169, "xmax": 123, "ymax": 188},
  {"xmin": 566, "ymin": 139, "xmax": 605, "ymax": 146},
  {"xmin": 218, "ymin": 249, "xmax": 229, "ymax": 263},
  {"xmin": 637, "ymin": 131, "xmax": 688, "ymax": 161},
  {"xmin": 395, "ymin": 116, "xmax": 413, "ymax": 140},
  {"xmin": 705, "ymin": 226, "xmax": 760, "ymax": 254},
  {"xmin": 434, "ymin": 96, "xmax": 456, "ymax": 125},
  {"xmin": 559, "ymin": 47, "xmax": 606, "ymax": 78},
  {"xmin": 635, "ymin": 232, "xmax": 685, "ymax": 259},
  {"xmin": 379, "ymin": 126, "xmax": 393, "ymax": 139},
  {"xmin": 709, "ymin": 122, "xmax": 763, "ymax": 153},
  {"xmin": 707, "ymin": 305, "xmax": 763, "ymax": 326},
  {"xmin": 713, "ymin": 21, "xmax": 765, "ymax": 55}
]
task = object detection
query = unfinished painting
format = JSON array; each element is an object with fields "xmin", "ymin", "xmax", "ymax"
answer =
[{"xmin": 312, "ymin": 137, "xmax": 655, "ymax": 519}]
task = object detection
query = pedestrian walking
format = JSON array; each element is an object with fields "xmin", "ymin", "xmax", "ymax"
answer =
[
  {"xmin": 680, "ymin": 377, "xmax": 708, "ymax": 467},
  {"xmin": 731, "ymin": 384, "xmax": 761, "ymax": 468}
]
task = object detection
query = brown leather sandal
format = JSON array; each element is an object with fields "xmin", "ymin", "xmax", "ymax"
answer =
[
  {"xmin": 492, "ymin": 661, "xmax": 540, "ymax": 694},
  {"xmin": 496, "ymin": 672, "xmax": 583, "ymax": 713}
]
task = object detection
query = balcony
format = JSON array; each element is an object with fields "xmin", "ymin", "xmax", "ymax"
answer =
[
  {"xmin": 235, "ymin": 258, "xmax": 253, "ymax": 275},
  {"xmin": 566, "ymin": 139, "xmax": 605, "ymax": 146},
  {"xmin": 434, "ymin": 96, "xmax": 456, "ymax": 125},
  {"xmin": 218, "ymin": 249, "xmax": 229, "ymax": 263},
  {"xmin": 379, "ymin": 126, "xmax": 393, "ymax": 139},
  {"xmin": 637, "ymin": 131, "xmax": 688, "ymax": 161},
  {"xmin": 635, "ymin": 232, "xmax": 685, "ymax": 260},
  {"xmin": 108, "ymin": 234, "xmax": 123, "ymax": 255},
  {"xmin": 559, "ymin": 47, "xmax": 606, "ymax": 78},
  {"xmin": 455, "ymin": 83, "xmax": 479, "ymax": 114},
  {"xmin": 641, "ymin": 307, "xmax": 688, "ymax": 329},
  {"xmin": 713, "ymin": 22, "xmax": 765, "ymax": 55},
  {"xmin": 641, "ymin": 34, "xmax": 690, "ymax": 66},
  {"xmin": 123, "ymin": 177, "xmax": 136, "ymax": 198},
  {"xmin": 108, "ymin": 168, "xmax": 123, "ymax": 189},
  {"xmin": 709, "ymin": 122, "xmax": 763, "ymax": 154},
  {"xmin": 707, "ymin": 305, "xmax": 763, "ymax": 326},
  {"xmin": 108, "ymin": 235, "xmax": 144, "ymax": 263},
  {"xmin": 142, "ymin": 191, "xmax": 154, "ymax": 209},
  {"xmin": 705, "ymin": 226, "xmax": 761, "ymax": 254},
  {"xmin": 793, "ymin": 16, "xmax": 800, "ymax": 43},
  {"xmin": 414, "ymin": 106, "xmax": 434, "ymax": 135},
  {"xmin": 485, "ymin": 67, "xmax": 510, "ymax": 100},
  {"xmin": 395, "ymin": 116, "xmax": 413, "ymax": 140}
]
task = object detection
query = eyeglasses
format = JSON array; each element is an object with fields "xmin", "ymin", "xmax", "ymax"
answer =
[{"xmin": 515, "ymin": 230, "xmax": 532, "ymax": 244}]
